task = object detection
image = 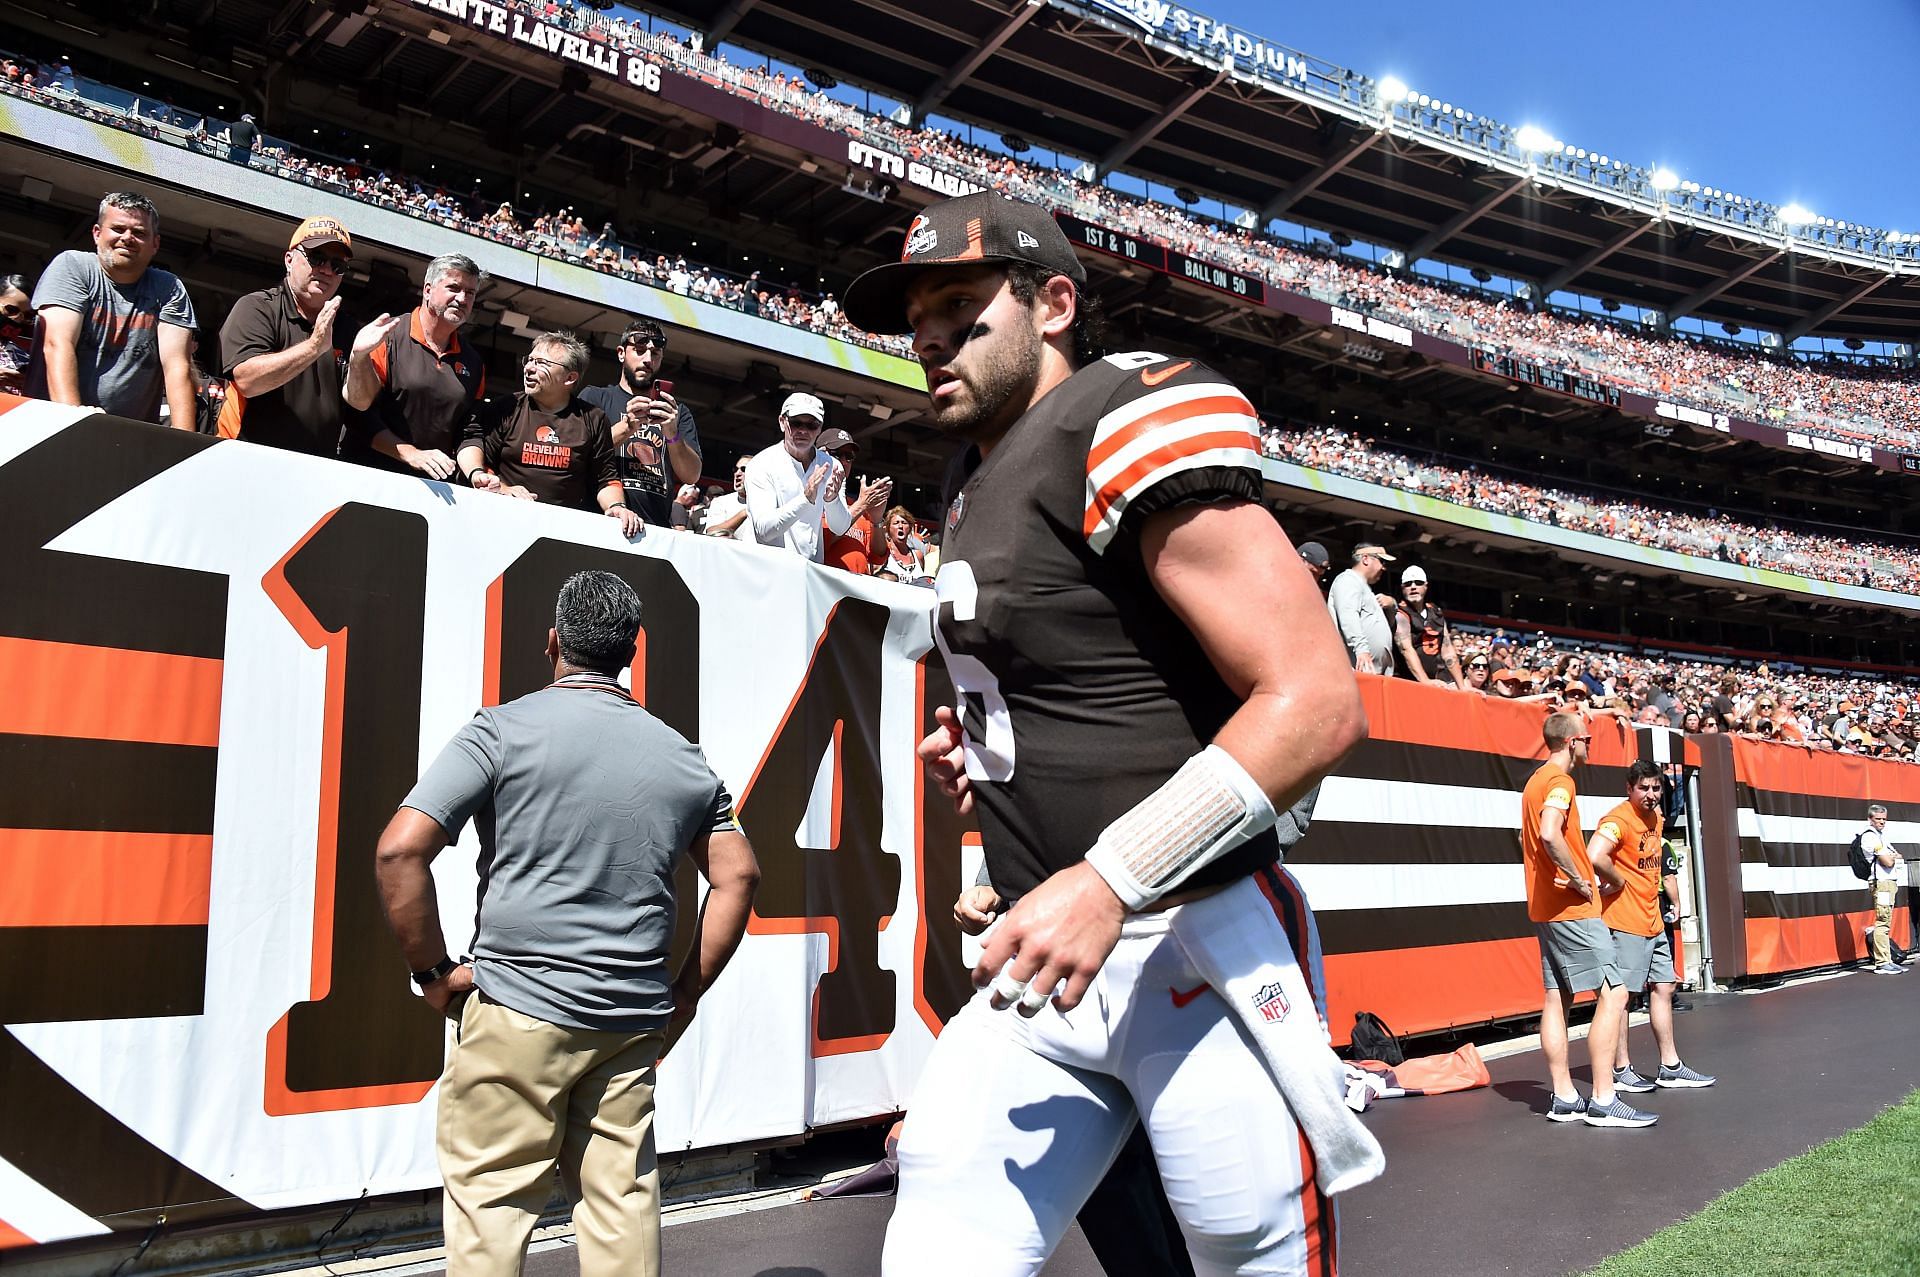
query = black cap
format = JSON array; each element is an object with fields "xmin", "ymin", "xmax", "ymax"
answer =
[
  {"xmin": 841, "ymin": 192, "xmax": 1086, "ymax": 335},
  {"xmin": 1297, "ymin": 541, "xmax": 1329, "ymax": 567}
]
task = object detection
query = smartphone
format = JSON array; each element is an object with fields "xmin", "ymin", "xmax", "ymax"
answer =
[{"xmin": 653, "ymin": 378, "xmax": 675, "ymax": 397}]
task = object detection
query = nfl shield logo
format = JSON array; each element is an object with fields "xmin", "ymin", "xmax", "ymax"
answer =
[{"xmin": 1253, "ymin": 981, "xmax": 1290, "ymax": 1023}]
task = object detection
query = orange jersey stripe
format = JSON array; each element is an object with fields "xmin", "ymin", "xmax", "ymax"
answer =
[
  {"xmin": 1081, "ymin": 428, "xmax": 1260, "ymax": 541},
  {"xmin": 0, "ymin": 636, "xmax": 223, "ymax": 747},
  {"xmin": 0, "ymin": 829, "xmax": 213, "ymax": 927},
  {"xmin": 1086, "ymin": 392, "xmax": 1255, "ymax": 475}
]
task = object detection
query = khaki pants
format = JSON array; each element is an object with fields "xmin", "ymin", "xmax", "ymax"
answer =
[
  {"xmin": 438, "ymin": 992, "xmax": 664, "ymax": 1277},
  {"xmin": 1871, "ymin": 880, "xmax": 1898, "ymax": 966}
]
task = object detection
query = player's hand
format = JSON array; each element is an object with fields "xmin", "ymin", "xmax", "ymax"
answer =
[
  {"xmin": 351, "ymin": 312, "xmax": 402, "ymax": 360},
  {"xmin": 953, "ymin": 883, "xmax": 1002, "ymax": 935},
  {"xmin": 400, "ymin": 445, "xmax": 457, "ymax": 480},
  {"xmin": 422, "ymin": 962, "xmax": 474, "ymax": 1019},
  {"xmin": 1572, "ymin": 877, "xmax": 1596, "ymax": 901},
  {"xmin": 917, "ymin": 704, "xmax": 973, "ymax": 816},
  {"xmin": 973, "ymin": 861, "xmax": 1125, "ymax": 1016}
]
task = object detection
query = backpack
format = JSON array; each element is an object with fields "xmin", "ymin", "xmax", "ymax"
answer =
[
  {"xmin": 1848, "ymin": 831, "xmax": 1873, "ymax": 882},
  {"xmin": 1349, "ymin": 1011, "xmax": 1405, "ymax": 1065}
]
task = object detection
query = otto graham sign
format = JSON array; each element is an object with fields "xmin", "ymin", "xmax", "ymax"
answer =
[{"xmin": 404, "ymin": 0, "xmax": 665, "ymax": 92}]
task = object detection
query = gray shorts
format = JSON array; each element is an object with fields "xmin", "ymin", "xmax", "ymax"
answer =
[
  {"xmin": 1610, "ymin": 929, "xmax": 1676, "ymax": 992},
  {"xmin": 1536, "ymin": 917, "xmax": 1618, "ymax": 993}
]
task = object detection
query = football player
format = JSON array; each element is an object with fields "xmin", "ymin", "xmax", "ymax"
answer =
[{"xmin": 844, "ymin": 192, "xmax": 1378, "ymax": 1276}]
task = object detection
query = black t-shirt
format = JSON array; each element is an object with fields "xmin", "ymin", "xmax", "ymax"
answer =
[
  {"xmin": 463, "ymin": 393, "xmax": 619, "ymax": 512},
  {"xmin": 217, "ymin": 283, "xmax": 352, "ymax": 457},
  {"xmin": 1396, "ymin": 600, "xmax": 1452, "ymax": 684},
  {"xmin": 578, "ymin": 381, "xmax": 701, "ymax": 528},
  {"xmin": 934, "ymin": 353, "xmax": 1275, "ymax": 903}
]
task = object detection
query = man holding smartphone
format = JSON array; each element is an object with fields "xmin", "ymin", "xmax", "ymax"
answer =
[{"xmin": 581, "ymin": 318, "xmax": 702, "ymax": 528}]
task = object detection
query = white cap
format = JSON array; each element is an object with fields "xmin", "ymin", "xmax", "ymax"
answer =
[
  {"xmin": 1401, "ymin": 565, "xmax": 1428, "ymax": 584},
  {"xmin": 780, "ymin": 391, "xmax": 826, "ymax": 422}
]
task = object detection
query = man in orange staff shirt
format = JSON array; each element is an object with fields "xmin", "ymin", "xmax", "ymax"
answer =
[
  {"xmin": 1520, "ymin": 713, "xmax": 1656, "ymax": 1129},
  {"xmin": 1591, "ymin": 762, "xmax": 1717, "ymax": 1093}
]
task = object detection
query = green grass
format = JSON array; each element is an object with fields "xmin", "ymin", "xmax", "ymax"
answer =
[{"xmin": 1584, "ymin": 1089, "xmax": 1920, "ymax": 1277}]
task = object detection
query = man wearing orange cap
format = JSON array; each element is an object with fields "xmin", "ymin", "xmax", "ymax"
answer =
[{"xmin": 218, "ymin": 215, "xmax": 391, "ymax": 456}]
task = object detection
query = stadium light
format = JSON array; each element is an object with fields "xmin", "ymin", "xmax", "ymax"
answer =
[
  {"xmin": 1377, "ymin": 75, "xmax": 1409, "ymax": 104},
  {"xmin": 1780, "ymin": 202, "xmax": 1815, "ymax": 226},
  {"xmin": 1514, "ymin": 124, "xmax": 1559, "ymax": 154}
]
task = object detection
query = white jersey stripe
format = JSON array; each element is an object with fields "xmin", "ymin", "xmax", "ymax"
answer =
[
  {"xmin": 1085, "ymin": 442, "xmax": 1263, "ymax": 554},
  {"xmin": 1086, "ymin": 409, "xmax": 1263, "ymax": 497}
]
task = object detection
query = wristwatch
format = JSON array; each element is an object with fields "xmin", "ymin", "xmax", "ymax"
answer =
[{"xmin": 411, "ymin": 955, "xmax": 459, "ymax": 988}]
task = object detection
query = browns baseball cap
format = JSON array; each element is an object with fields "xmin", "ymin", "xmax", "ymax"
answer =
[
  {"xmin": 817, "ymin": 428, "xmax": 857, "ymax": 452},
  {"xmin": 289, "ymin": 216, "xmax": 352, "ymax": 256},
  {"xmin": 841, "ymin": 191, "xmax": 1086, "ymax": 335}
]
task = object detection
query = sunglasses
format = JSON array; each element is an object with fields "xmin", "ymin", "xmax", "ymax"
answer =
[
  {"xmin": 1468, "ymin": 662, "xmax": 1489, "ymax": 670},
  {"xmin": 300, "ymin": 246, "xmax": 351, "ymax": 273}
]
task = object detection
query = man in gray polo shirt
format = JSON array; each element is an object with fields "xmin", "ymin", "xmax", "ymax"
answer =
[{"xmin": 376, "ymin": 570, "xmax": 760, "ymax": 1277}]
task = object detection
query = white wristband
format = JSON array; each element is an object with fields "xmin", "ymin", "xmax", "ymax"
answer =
[{"xmin": 1084, "ymin": 745, "xmax": 1279, "ymax": 912}]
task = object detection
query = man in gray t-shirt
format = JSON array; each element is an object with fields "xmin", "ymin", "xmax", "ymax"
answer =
[
  {"xmin": 27, "ymin": 191, "xmax": 197, "ymax": 425},
  {"xmin": 376, "ymin": 570, "xmax": 759, "ymax": 1277},
  {"xmin": 1326, "ymin": 541, "xmax": 1396, "ymax": 675}
]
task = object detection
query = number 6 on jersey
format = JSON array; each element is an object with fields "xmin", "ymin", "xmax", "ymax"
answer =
[{"xmin": 931, "ymin": 559, "xmax": 1015, "ymax": 782}]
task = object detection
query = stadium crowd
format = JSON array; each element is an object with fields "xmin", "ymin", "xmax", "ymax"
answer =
[
  {"xmin": 1308, "ymin": 538, "xmax": 1919, "ymax": 761},
  {"xmin": 1268, "ymin": 424, "xmax": 1918, "ymax": 594},
  {"xmin": 6, "ymin": 33, "xmax": 1920, "ymax": 456}
]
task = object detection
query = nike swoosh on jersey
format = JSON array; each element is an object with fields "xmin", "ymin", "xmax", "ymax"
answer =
[
  {"xmin": 1139, "ymin": 359, "xmax": 1192, "ymax": 387},
  {"xmin": 1083, "ymin": 380, "xmax": 1262, "ymax": 554},
  {"xmin": 1170, "ymin": 982, "xmax": 1210, "ymax": 1008}
]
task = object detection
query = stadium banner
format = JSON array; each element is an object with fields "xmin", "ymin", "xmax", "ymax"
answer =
[
  {"xmin": 1712, "ymin": 735, "xmax": 1917, "ymax": 977},
  {"xmin": 0, "ymin": 399, "xmax": 972, "ymax": 1250},
  {"xmin": 0, "ymin": 92, "xmax": 923, "ymax": 393}
]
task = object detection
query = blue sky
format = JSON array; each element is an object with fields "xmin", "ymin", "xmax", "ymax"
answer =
[{"xmin": 1205, "ymin": 0, "xmax": 1917, "ymax": 234}]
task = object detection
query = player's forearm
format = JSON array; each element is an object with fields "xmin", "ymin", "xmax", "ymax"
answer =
[
  {"xmin": 374, "ymin": 832, "xmax": 448, "ymax": 967},
  {"xmin": 1212, "ymin": 677, "xmax": 1366, "ymax": 822},
  {"xmin": 1543, "ymin": 834, "xmax": 1587, "ymax": 883}
]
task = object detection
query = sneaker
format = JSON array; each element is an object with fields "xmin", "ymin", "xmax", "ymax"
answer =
[
  {"xmin": 1612, "ymin": 1065, "xmax": 1657, "ymax": 1094},
  {"xmin": 1583, "ymin": 1096, "xmax": 1659, "ymax": 1129},
  {"xmin": 1874, "ymin": 963, "xmax": 1906, "ymax": 975},
  {"xmin": 1546, "ymin": 1093, "xmax": 1588, "ymax": 1122},
  {"xmin": 1656, "ymin": 1062, "xmax": 1716, "ymax": 1089}
]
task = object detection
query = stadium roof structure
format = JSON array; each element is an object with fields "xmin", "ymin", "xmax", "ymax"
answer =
[{"xmin": 654, "ymin": 0, "xmax": 1919, "ymax": 347}]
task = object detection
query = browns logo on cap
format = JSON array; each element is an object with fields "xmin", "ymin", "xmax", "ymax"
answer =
[
  {"xmin": 289, "ymin": 216, "xmax": 352, "ymax": 255},
  {"xmin": 842, "ymin": 192, "xmax": 1085, "ymax": 335}
]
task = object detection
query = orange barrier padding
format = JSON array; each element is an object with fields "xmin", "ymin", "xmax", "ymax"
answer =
[
  {"xmin": 1745, "ymin": 909, "xmax": 1910, "ymax": 975},
  {"xmin": 1325, "ymin": 937, "xmax": 1544, "ymax": 1046}
]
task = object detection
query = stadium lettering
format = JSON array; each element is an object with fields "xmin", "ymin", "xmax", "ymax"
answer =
[
  {"xmin": 1330, "ymin": 306, "xmax": 1413, "ymax": 347},
  {"xmin": 414, "ymin": 0, "xmax": 510, "ymax": 35},
  {"xmin": 847, "ymin": 140, "xmax": 907, "ymax": 180}
]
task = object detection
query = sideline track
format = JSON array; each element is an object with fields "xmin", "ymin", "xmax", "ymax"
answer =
[{"xmin": 308, "ymin": 965, "xmax": 1917, "ymax": 1277}]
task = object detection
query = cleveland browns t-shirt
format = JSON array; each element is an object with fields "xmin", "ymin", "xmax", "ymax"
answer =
[
  {"xmin": 1597, "ymin": 800, "xmax": 1665, "ymax": 937},
  {"xmin": 464, "ymin": 393, "xmax": 620, "ymax": 511},
  {"xmin": 933, "ymin": 352, "xmax": 1273, "ymax": 903}
]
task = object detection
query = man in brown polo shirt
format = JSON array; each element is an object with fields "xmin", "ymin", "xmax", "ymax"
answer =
[
  {"xmin": 217, "ymin": 215, "xmax": 386, "ymax": 456},
  {"xmin": 459, "ymin": 330, "xmax": 641, "ymax": 537},
  {"xmin": 342, "ymin": 252, "xmax": 487, "ymax": 479}
]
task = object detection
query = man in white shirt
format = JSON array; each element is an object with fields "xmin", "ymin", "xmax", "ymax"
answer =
[
  {"xmin": 744, "ymin": 392, "xmax": 851, "ymax": 561},
  {"xmin": 1862, "ymin": 803, "xmax": 1907, "ymax": 974},
  {"xmin": 704, "ymin": 453, "xmax": 755, "ymax": 543}
]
